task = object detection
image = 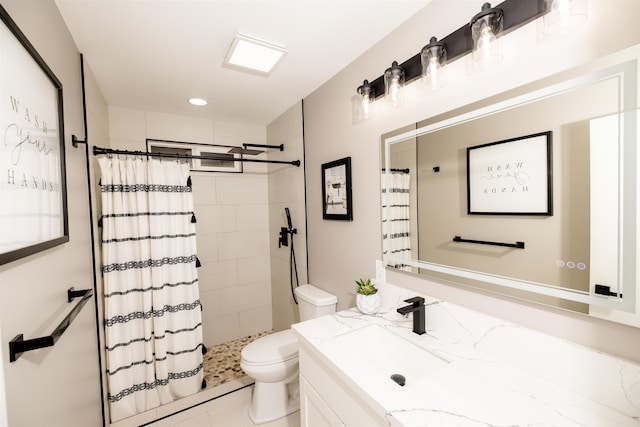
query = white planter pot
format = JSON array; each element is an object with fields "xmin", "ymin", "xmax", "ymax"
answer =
[{"xmin": 356, "ymin": 293, "xmax": 380, "ymax": 315}]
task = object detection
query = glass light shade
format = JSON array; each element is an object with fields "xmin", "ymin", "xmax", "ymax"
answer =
[
  {"xmin": 543, "ymin": 0, "xmax": 588, "ymax": 37},
  {"xmin": 421, "ymin": 37, "xmax": 447, "ymax": 91},
  {"xmin": 470, "ymin": 3, "xmax": 504, "ymax": 69},
  {"xmin": 355, "ymin": 80, "xmax": 375, "ymax": 121},
  {"xmin": 384, "ymin": 61, "xmax": 405, "ymax": 107}
]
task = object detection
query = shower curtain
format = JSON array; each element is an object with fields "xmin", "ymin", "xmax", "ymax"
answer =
[
  {"xmin": 381, "ymin": 171, "xmax": 412, "ymax": 271},
  {"xmin": 98, "ymin": 156, "xmax": 203, "ymax": 422}
]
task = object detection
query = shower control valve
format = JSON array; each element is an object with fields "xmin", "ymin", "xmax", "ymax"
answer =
[
  {"xmin": 279, "ymin": 227, "xmax": 289, "ymax": 248},
  {"xmin": 278, "ymin": 227, "xmax": 297, "ymax": 248}
]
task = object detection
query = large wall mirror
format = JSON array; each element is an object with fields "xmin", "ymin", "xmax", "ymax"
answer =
[{"xmin": 381, "ymin": 44, "xmax": 639, "ymax": 326}]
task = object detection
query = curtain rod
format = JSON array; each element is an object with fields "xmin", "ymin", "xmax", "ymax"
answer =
[{"xmin": 92, "ymin": 146, "xmax": 300, "ymax": 167}]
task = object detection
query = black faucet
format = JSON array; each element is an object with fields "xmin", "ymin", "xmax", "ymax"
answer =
[{"xmin": 397, "ymin": 297, "xmax": 426, "ymax": 335}]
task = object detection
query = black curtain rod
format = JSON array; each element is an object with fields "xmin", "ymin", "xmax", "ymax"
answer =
[
  {"xmin": 381, "ymin": 168, "xmax": 410, "ymax": 174},
  {"xmin": 92, "ymin": 146, "xmax": 300, "ymax": 167}
]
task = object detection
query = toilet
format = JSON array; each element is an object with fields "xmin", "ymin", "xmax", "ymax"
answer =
[{"xmin": 240, "ymin": 284, "xmax": 337, "ymax": 424}]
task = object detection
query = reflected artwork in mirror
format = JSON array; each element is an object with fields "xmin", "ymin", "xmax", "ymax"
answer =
[
  {"xmin": 466, "ymin": 131, "xmax": 553, "ymax": 216},
  {"xmin": 381, "ymin": 44, "xmax": 639, "ymax": 326}
]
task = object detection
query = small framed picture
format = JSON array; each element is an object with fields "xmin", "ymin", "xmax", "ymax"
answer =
[
  {"xmin": 321, "ymin": 157, "xmax": 353, "ymax": 221},
  {"xmin": 467, "ymin": 131, "xmax": 553, "ymax": 215}
]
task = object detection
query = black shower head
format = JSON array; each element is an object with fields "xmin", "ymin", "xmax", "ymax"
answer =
[{"xmin": 227, "ymin": 146, "xmax": 265, "ymax": 155}]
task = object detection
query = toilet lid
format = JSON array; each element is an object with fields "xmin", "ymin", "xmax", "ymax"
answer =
[{"xmin": 241, "ymin": 330, "xmax": 298, "ymax": 365}]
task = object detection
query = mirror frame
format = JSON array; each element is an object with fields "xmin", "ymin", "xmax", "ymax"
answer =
[{"xmin": 382, "ymin": 46, "xmax": 638, "ymax": 313}]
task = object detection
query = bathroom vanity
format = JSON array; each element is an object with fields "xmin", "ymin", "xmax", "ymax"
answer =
[{"xmin": 292, "ymin": 282, "xmax": 640, "ymax": 427}]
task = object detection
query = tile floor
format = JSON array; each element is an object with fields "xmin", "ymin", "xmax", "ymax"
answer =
[
  {"xmin": 138, "ymin": 330, "xmax": 299, "ymax": 427},
  {"xmin": 203, "ymin": 330, "xmax": 273, "ymax": 390},
  {"xmin": 147, "ymin": 384, "xmax": 301, "ymax": 427}
]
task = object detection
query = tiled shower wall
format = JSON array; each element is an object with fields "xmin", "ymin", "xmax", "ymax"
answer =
[
  {"xmin": 194, "ymin": 173, "xmax": 272, "ymax": 345},
  {"xmin": 108, "ymin": 106, "xmax": 272, "ymax": 347},
  {"xmin": 267, "ymin": 101, "xmax": 307, "ymax": 331}
]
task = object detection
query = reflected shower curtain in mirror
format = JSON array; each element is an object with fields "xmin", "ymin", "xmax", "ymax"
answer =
[
  {"xmin": 98, "ymin": 157, "xmax": 203, "ymax": 422},
  {"xmin": 382, "ymin": 171, "xmax": 412, "ymax": 271}
]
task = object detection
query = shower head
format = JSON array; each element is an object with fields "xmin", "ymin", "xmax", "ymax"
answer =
[
  {"xmin": 227, "ymin": 143, "xmax": 284, "ymax": 155},
  {"xmin": 227, "ymin": 146, "xmax": 265, "ymax": 155}
]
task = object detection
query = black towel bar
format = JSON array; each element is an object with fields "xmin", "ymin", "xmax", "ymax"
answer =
[
  {"xmin": 9, "ymin": 287, "xmax": 93, "ymax": 362},
  {"xmin": 453, "ymin": 235, "xmax": 525, "ymax": 249}
]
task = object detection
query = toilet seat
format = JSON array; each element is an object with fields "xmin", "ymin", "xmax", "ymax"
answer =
[{"xmin": 241, "ymin": 330, "xmax": 298, "ymax": 366}]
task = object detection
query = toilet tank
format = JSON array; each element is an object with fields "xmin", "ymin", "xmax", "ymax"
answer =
[{"xmin": 294, "ymin": 284, "xmax": 338, "ymax": 321}]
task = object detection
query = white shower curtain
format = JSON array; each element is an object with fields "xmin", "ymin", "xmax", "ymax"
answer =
[
  {"xmin": 98, "ymin": 157, "xmax": 203, "ymax": 422},
  {"xmin": 381, "ymin": 171, "xmax": 412, "ymax": 271}
]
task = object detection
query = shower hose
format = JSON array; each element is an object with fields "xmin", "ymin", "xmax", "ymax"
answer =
[{"xmin": 289, "ymin": 228, "xmax": 300, "ymax": 304}]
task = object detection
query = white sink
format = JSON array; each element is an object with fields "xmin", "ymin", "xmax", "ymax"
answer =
[{"xmin": 319, "ymin": 324, "xmax": 448, "ymax": 398}]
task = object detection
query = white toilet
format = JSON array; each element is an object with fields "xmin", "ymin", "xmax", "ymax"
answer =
[{"xmin": 240, "ymin": 284, "xmax": 337, "ymax": 424}]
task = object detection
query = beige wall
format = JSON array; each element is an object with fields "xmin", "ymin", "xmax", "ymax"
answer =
[
  {"xmin": 267, "ymin": 101, "xmax": 307, "ymax": 331},
  {"xmin": 0, "ymin": 0, "xmax": 102, "ymax": 425},
  {"xmin": 107, "ymin": 107, "xmax": 273, "ymax": 346},
  {"xmin": 303, "ymin": 0, "xmax": 640, "ymax": 363}
]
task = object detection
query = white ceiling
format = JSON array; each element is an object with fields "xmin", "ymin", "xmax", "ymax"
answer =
[{"xmin": 54, "ymin": 0, "xmax": 432, "ymax": 126}]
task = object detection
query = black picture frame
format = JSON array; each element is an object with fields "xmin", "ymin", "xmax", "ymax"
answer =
[
  {"xmin": 322, "ymin": 157, "xmax": 353, "ymax": 221},
  {"xmin": 0, "ymin": 5, "xmax": 69, "ymax": 265},
  {"xmin": 467, "ymin": 131, "xmax": 553, "ymax": 216}
]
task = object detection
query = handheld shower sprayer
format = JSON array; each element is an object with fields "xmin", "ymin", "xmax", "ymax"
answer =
[
  {"xmin": 278, "ymin": 207, "xmax": 297, "ymax": 248},
  {"xmin": 285, "ymin": 207, "xmax": 293, "ymax": 230},
  {"xmin": 279, "ymin": 208, "xmax": 299, "ymax": 303}
]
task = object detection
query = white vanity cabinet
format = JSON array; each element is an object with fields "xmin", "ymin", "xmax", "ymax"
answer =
[
  {"xmin": 298, "ymin": 341, "xmax": 389, "ymax": 427},
  {"xmin": 300, "ymin": 376, "xmax": 344, "ymax": 427}
]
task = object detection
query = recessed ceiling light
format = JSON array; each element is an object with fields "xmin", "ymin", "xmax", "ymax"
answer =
[
  {"xmin": 223, "ymin": 33, "xmax": 287, "ymax": 77},
  {"xmin": 188, "ymin": 98, "xmax": 208, "ymax": 106}
]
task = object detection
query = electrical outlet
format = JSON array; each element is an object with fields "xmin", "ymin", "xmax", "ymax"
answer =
[{"xmin": 375, "ymin": 260, "xmax": 386, "ymax": 283}]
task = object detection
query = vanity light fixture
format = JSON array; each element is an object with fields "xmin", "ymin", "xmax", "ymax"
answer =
[
  {"xmin": 354, "ymin": 0, "xmax": 561, "ymax": 119},
  {"xmin": 470, "ymin": 2, "xmax": 504, "ymax": 69},
  {"xmin": 421, "ymin": 36, "xmax": 447, "ymax": 90},
  {"xmin": 188, "ymin": 98, "xmax": 208, "ymax": 106},
  {"xmin": 355, "ymin": 79, "xmax": 375, "ymax": 121},
  {"xmin": 384, "ymin": 61, "xmax": 405, "ymax": 107},
  {"xmin": 223, "ymin": 33, "xmax": 287, "ymax": 77},
  {"xmin": 543, "ymin": 0, "xmax": 588, "ymax": 37}
]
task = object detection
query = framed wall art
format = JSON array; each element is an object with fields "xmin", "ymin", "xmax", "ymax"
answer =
[
  {"xmin": 467, "ymin": 131, "xmax": 553, "ymax": 215},
  {"xmin": 0, "ymin": 5, "xmax": 69, "ymax": 265},
  {"xmin": 322, "ymin": 157, "xmax": 352, "ymax": 221}
]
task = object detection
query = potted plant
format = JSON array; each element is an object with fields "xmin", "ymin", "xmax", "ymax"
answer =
[{"xmin": 355, "ymin": 278, "xmax": 380, "ymax": 314}]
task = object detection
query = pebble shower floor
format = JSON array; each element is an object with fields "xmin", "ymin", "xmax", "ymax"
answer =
[{"xmin": 202, "ymin": 330, "xmax": 273, "ymax": 390}]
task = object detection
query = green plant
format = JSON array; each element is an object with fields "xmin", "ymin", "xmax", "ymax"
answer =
[{"xmin": 355, "ymin": 278, "xmax": 377, "ymax": 296}]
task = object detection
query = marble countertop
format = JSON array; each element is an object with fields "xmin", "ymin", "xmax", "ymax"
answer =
[{"xmin": 292, "ymin": 307, "xmax": 640, "ymax": 427}]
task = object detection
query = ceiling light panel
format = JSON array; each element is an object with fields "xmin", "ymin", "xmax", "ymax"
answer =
[
  {"xmin": 223, "ymin": 33, "xmax": 287, "ymax": 76},
  {"xmin": 188, "ymin": 98, "xmax": 208, "ymax": 106}
]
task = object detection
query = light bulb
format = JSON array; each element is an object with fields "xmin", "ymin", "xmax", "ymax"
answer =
[
  {"xmin": 478, "ymin": 25, "xmax": 496, "ymax": 57},
  {"xmin": 473, "ymin": 24, "xmax": 502, "ymax": 69},
  {"xmin": 555, "ymin": 0, "xmax": 571, "ymax": 26},
  {"xmin": 426, "ymin": 57, "xmax": 442, "ymax": 89},
  {"xmin": 388, "ymin": 79, "xmax": 401, "ymax": 106},
  {"xmin": 420, "ymin": 37, "xmax": 446, "ymax": 91},
  {"xmin": 360, "ymin": 94, "xmax": 372, "ymax": 119},
  {"xmin": 384, "ymin": 61, "xmax": 404, "ymax": 107},
  {"xmin": 355, "ymin": 80, "xmax": 375, "ymax": 122}
]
